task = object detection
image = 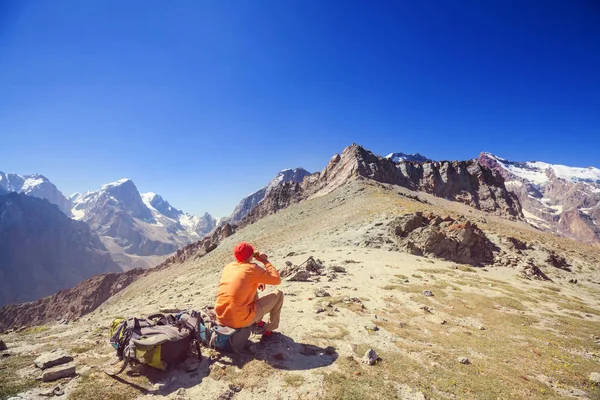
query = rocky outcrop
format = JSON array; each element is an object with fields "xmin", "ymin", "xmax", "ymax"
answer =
[
  {"xmin": 479, "ymin": 152, "xmax": 600, "ymax": 245},
  {"xmin": 388, "ymin": 212, "xmax": 497, "ymax": 266},
  {"xmin": 0, "ymin": 267, "xmax": 146, "ymax": 331},
  {"xmin": 241, "ymin": 145, "xmax": 522, "ymax": 226},
  {"xmin": 0, "ymin": 193, "xmax": 120, "ymax": 307}
]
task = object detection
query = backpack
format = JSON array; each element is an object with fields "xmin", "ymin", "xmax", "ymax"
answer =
[
  {"xmin": 106, "ymin": 311, "xmax": 201, "ymax": 376},
  {"xmin": 196, "ymin": 307, "xmax": 252, "ymax": 353}
]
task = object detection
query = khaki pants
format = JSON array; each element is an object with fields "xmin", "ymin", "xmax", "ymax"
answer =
[{"xmin": 251, "ymin": 289, "xmax": 284, "ymax": 332}]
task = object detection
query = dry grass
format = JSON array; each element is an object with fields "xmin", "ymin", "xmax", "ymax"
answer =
[
  {"xmin": 18, "ymin": 325, "xmax": 50, "ymax": 335},
  {"xmin": 341, "ymin": 274, "xmax": 600, "ymax": 400},
  {"xmin": 0, "ymin": 354, "xmax": 37, "ymax": 399},
  {"xmin": 283, "ymin": 373, "xmax": 306, "ymax": 388},
  {"xmin": 312, "ymin": 323, "xmax": 350, "ymax": 340},
  {"xmin": 210, "ymin": 359, "xmax": 274, "ymax": 389},
  {"xmin": 69, "ymin": 370, "xmax": 150, "ymax": 400}
]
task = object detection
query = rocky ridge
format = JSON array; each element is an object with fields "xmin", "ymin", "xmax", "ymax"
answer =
[{"xmin": 242, "ymin": 144, "xmax": 522, "ymax": 227}]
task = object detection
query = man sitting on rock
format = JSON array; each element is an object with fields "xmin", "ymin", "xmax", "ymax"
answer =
[{"xmin": 215, "ymin": 242, "xmax": 284, "ymax": 343}]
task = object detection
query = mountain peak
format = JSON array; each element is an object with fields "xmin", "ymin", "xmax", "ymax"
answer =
[
  {"xmin": 0, "ymin": 171, "xmax": 71, "ymax": 215},
  {"xmin": 100, "ymin": 178, "xmax": 133, "ymax": 191}
]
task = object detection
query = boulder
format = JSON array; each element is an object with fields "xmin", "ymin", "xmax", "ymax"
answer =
[
  {"xmin": 0, "ymin": 340, "xmax": 6, "ymax": 351},
  {"xmin": 41, "ymin": 362, "xmax": 76, "ymax": 382},
  {"xmin": 34, "ymin": 350, "xmax": 73, "ymax": 370}
]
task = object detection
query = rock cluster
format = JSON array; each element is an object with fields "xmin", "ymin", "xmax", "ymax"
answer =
[
  {"xmin": 280, "ymin": 256, "xmax": 343, "ymax": 283},
  {"xmin": 389, "ymin": 212, "xmax": 496, "ymax": 266},
  {"xmin": 33, "ymin": 349, "xmax": 76, "ymax": 382}
]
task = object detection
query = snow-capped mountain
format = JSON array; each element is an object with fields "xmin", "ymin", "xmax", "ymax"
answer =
[
  {"xmin": 140, "ymin": 192, "xmax": 216, "ymax": 238},
  {"xmin": 72, "ymin": 178, "xmax": 216, "ymax": 269},
  {"xmin": 385, "ymin": 152, "xmax": 431, "ymax": 163},
  {"xmin": 479, "ymin": 153, "xmax": 600, "ymax": 245},
  {"xmin": 227, "ymin": 168, "xmax": 312, "ymax": 224},
  {"xmin": 0, "ymin": 172, "xmax": 72, "ymax": 215}
]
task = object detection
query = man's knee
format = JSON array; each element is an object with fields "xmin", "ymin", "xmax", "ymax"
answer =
[{"xmin": 272, "ymin": 289, "xmax": 284, "ymax": 302}]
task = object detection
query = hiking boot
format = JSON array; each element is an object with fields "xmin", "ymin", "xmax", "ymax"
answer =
[
  {"xmin": 252, "ymin": 321, "xmax": 267, "ymax": 335},
  {"xmin": 260, "ymin": 331, "xmax": 281, "ymax": 344}
]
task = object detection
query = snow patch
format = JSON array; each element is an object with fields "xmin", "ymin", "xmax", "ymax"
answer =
[
  {"xmin": 71, "ymin": 207, "xmax": 85, "ymax": 220},
  {"xmin": 100, "ymin": 178, "xmax": 131, "ymax": 190},
  {"xmin": 20, "ymin": 177, "xmax": 46, "ymax": 192},
  {"xmin": 505, "ymin": 180, "xmax": 523, "ymax": 188}
]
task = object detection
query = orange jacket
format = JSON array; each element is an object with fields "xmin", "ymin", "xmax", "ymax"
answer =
[{"xmin": 215, "ymin": 261, "xmax": 281, "ymax": 328}]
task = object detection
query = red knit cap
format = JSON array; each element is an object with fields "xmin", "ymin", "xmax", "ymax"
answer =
[{"xmin": 234, "ymin": 242, "xmax": 254, "ymax": 262}]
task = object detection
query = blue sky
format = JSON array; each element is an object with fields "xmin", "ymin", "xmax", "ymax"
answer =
[{"xmin": 1, "ymin": 1, "xmax": 599, "ymax": 217}]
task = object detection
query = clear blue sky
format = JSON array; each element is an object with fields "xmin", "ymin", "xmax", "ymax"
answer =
[{"xmin": 1, "ymin": 1, "xmax": 599, "ymax": 217}]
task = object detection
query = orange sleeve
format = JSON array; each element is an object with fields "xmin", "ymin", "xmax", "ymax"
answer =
[{"xmin": 253, "ymin": 262, "xmax": 281, "ymax": 285}]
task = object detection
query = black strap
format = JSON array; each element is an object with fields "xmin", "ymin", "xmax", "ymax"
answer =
[
  {"xmin": 104, "ymin": 357, "xmax": 129, "ymax": 376},
  {"xmin": 194, "ymin": 339, "xmax": 202, "ymax": 361}
]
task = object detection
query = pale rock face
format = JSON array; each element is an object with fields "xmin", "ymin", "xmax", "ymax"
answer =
[
  {"xmin": 478, "ymin": 152, "xmax": 600, "ymax": 245},
  {"xmin": 0, "ymin": 171, "xmax": 72, "ymax": 215}
]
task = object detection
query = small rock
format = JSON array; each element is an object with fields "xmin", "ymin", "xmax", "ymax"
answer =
[
  {"xmin": 0, "ymin": 340, "xmax": 6, "ymax": 351},
  {"xmin": 315, "ymin": 307, "xmax": 326, "ymax": 314},
  {"xmin": 362, "ymin": 349, "xmax": 379, "ymax": 365},
  {"xmin": 176, "ymin": 388, "xmax": 186, "ymax": 396},
  {"xmin": 568, "ymin": 278, "xmax": 578, "ymax": 284},
  {"xmin": 330, "ymin": 266, "xmax": 346, "ymax": 273},
  {"xmin": 314, "ymin": 288, "xmax": 331, "ymax": 297},
  {"xmin": 440, "ymin": 320, "xmax": 447, "ymax": 325},
  {"xmin": 34, "ymin": 350, "xmax": 73, "ymax": 370},
  {"xmin": 41, "ymin": 362, "xmax": 76, "ymax": 382},
  {"xmin": 325, "ymin": 346, "xmax": 336, "ymax": 355},
  {"xmin": 285, "ymin": 261, "xmax": 293, "ymax": 267},
  {"xmin": 479, "ymin": 326, "xmax": 486, "ymax": 330},
  {"xmin": 286, "ymin": 270, "xmax": 311, "ymax": 282},
  {"xmin": 423, "ymin": 290, "xmax": 434, "ymax": 297},
  {"xmin": 590, "ymin": 372, "xmax": 600, "ymax": 384},
  {"xmin": 457, "ymin": 357, "xmax": 470, "ymax": 365},
  {"xmin": 324, "ymin": 301, "xmax": 333, "ymax": 308},
  {"xmin": 364, "ymin": 324, "xmax": 379, "ymax": 332},
  {"xmin": 229, "ymin": 383, "xmax": 243, "ymax": 393}
]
